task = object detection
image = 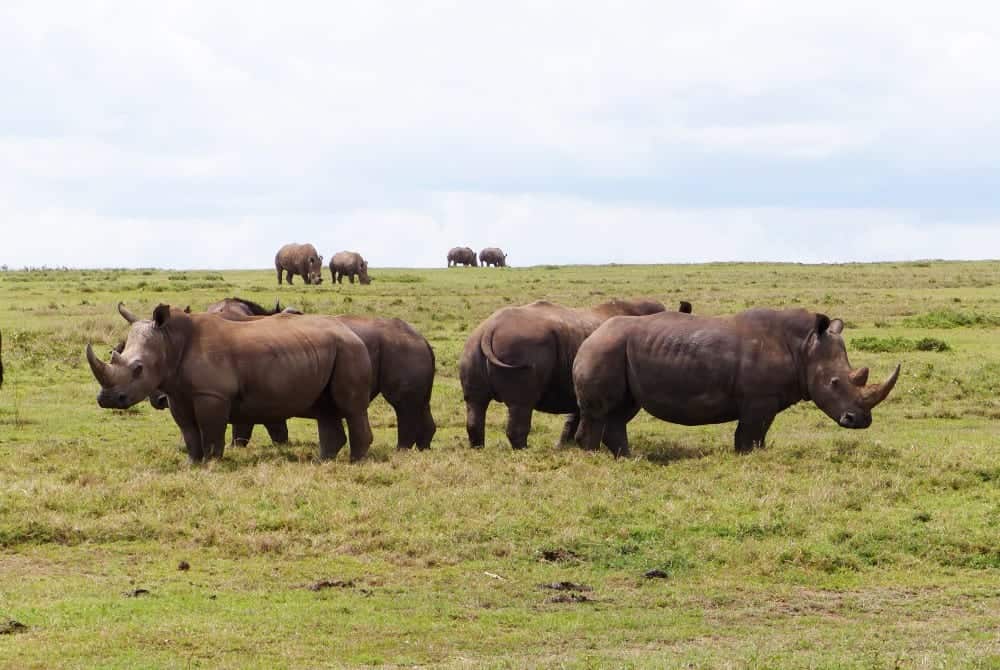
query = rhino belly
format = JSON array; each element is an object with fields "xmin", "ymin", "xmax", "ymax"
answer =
[{"xmin": 640, "ymin": 392, "xmax": 739, "ymax": 426}]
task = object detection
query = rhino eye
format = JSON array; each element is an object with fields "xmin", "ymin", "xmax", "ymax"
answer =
[
  {"xmin": 830, "ymin": 377, "xmax": 840, "ymax": 387},
  {"xmin": 132, "ymin": 363, "xmax": 143, "ymax": 379}
]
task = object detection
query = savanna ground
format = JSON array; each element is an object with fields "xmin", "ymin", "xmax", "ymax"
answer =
[{"xmin": 0, "ymin": 261, "xmax": 998, "ymax": 669}]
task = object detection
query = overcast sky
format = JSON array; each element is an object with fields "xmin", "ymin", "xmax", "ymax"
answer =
[{"xmin": 2, "ymin": 1, "xmax": 998, "ymax": 268}]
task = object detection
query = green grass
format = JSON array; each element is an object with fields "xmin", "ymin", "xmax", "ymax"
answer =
[{"xmin": 1, "ymin": 261, "xmax": 999, "ymax": 668}]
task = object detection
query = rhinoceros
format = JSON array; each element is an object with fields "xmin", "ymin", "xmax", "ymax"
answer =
[
  {"xmin": 479, "ymin": 247, "xmax": 507, "ymax": 267},
  {"xmin": 123, "ymin": 302, "xmax": 436, "ymax": 451},
  {"xmin": 87, "ymin": 304, "xmax": 373, "ymax": 463},
  {"xmin": 232, "ymin": 315, "xmax": 437, "ymax": 451},
  {"xmin": 330, "ymin": 251, "xmax": 370, "ymax": 285},
  {"xmin": 275, "ymin": 243, "xmax": 324, "ymax": 285},
  {"xmin": 459, "ymin": 298, "xmax": 673, "ymax": 449},
  {"xmin": 447, "ymin": 247, "xmax": 478, "ymax": 267},
  {"xmin": 572, "ymin": 308, "xmax": 901, "ymax": 457}
]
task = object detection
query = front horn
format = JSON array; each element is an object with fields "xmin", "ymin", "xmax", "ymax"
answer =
[
  {"xmin": 861, "ymin": 364, "xmax": 901, "ymax": 409},
  {"xmin": 118, "ymin": 302, "xmax": 139, "ymax": 324},
  {"xmin": 85, "ymin": 343, "xmax": 113, "ymax": 386}
]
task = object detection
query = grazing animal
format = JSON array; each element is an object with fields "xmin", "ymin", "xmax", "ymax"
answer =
[
  {"xmin": 573, "ymin": 308, "xmax": 901, "ymax": 457},
  {"xmin": 330, "ymin": 251, "xmax": 371, "ymax": 285},
  {"xmin": 459, "ymin": 298, "xmax": 673, "ymax": 450},
  {"xmin": 275, "ymin": 243, "xmax": 324, "ymax": 285},
  {"xmin": 88, "ymin": 304, "xmax": 373, "ymax": 463},
  {"xmin": 447, "ymin": 247, "xmax": 478, "ymax": 267},
  {"xmin": 479, "ymin": 247, "xmax": 507, "ymax": 267}
]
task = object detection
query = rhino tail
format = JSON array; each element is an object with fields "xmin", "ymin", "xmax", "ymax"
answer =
[{"xmin": 479, "ymin": 329, "xmax": 526, "ymax": 370}]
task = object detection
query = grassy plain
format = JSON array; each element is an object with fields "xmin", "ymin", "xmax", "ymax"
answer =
[{"xmin": 0, "ymin": 261, "xmax": 998, "ymax": 669}]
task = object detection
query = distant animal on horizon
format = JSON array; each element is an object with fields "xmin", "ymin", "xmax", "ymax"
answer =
[
  {"xmin": 447, "ymin": 247, "xmax": 478, "ymax": 267},
  {"xmin": 330, "ymin": 251, "xmax": 371, "ymax": 285},
  {"xmin": 275, "ymin": 243, "xmax": 324, "ymax": 285},
  {"xmin": 459, "ymin": 298, "xmax": 683, "ymax": 450},
  {"xmin": 479, "ymin": 247, "xmax": 507, "ymax": 267},
  {"xmin": 573, "ymin": 308, "xmax": 901, "ymax": 457}
]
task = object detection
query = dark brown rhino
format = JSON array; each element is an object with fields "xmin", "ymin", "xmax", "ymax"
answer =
[
  {"xmin": 206, "ymin": 296, "xmax": 290, "ymax": 317},
  {"xmin": 459, "ymin": 298, "xmax": 673, "ymax": 449},
  {"xmin": 330, "ymin": 251, "xmax": 371, "ymax": 285},
  {"xmin": 479, "ymin": 247, "xmax": 507, "ymax": 267},
  {"xmin": 573, "ymin": 308, "xmax": 901, "ymax": 457},
  {"xmin": 447, "ymin": 246, "xmax": 478, "ymax": 267},
  {"xmin": 275, "ymin": 243, "xmax": 324, "ymax": 285},
  {"xmin": 88, "ymin": 304, "xmax": 373, "ymax": 463}
]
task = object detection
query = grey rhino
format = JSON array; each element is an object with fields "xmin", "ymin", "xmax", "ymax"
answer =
[
  {"xmin": 573, "ymin": 308, "xmax": 901, "ymax": 457},
  {"xmin": 459, "ymin": 298, "xmax": 677, "ymax": 450},
  {"xmin": 447, "ymin": 247, "xmax": 478, "ymax": 267},
  {"xmin": 275, "ymin": 243, "xmax": 324, "ymax": 285},
  {"xmin": 88, "ymin": 304, "xmax": 373, "ymax": 463},
  {"xmin": 330, "ymin": 251, "xmax": 370, "ymax": 285},
  {"xmin": 479, "ymin": 247, "xmax": 507, "ymax": 267}
]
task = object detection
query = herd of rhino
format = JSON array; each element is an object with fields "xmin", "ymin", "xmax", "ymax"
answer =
[
  {"xmin": 74, "ymin": 289, "xmax": 900, "ymax": 464},
  {"xmin": 273, "ymin": 243, "xmax": 510, "ymax": 288}
]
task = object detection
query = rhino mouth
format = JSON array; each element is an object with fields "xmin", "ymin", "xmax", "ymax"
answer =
[{"xmin": 837, "ymin": 410, "xmax": 872, "ymax": 429}]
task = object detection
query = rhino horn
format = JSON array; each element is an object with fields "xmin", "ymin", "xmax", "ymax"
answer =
[
  {"xmin": 849, "ymin": 367, "xmax": 869, "ymax": 387},
  {"xmin": 118, "ymin": 302, "xmax": 139, "ymax": 324},
  {"xmin": 86, "ymin": 343, "xmax": 113, "ymax": 386},
  {"xmin": 861, "ymin": 364, "xmax": 900, "ymax": 409}
]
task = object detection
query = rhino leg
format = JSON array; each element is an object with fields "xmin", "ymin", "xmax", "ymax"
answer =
[
  {"xmin": 465, "ymin": 399, "xmax": 488, "ymax": 448},
  {"xmin": 286, "ymin": 270, "xmax": 295, "ymax": 284},
  {"xmin": 194, "ymin": 397, "xmax": 230, "ymax": 460},
  {"xmin": 734, "ymin": 409, "xmax": 776, "ymax": 453},
  {"xmin": 277, "ymin": 267, "xmax": 283, "ymax": 285},
  {"xmin": 505, "ymin": 404, "xmax": 533, "ymax": 450},
  {"xmin": 558, "ymin": 413, "xmax": 580, "ymax": 447},
  {"xmin": 170, "ymin": 397, "xmax": 205, "ymax": 463},
  {"xmin": 265, "ymin": 422, "xmax": 289, "ymax": 444},
  {"xmin": 317, "ymin": 416, "xmax": 347, "ymax": 460},
  {"xmin": 603, "ymin": 404, "xmax": 640, "ymax": 458},
  {"xmin": 416, "ymin": 405, "xmax": 436, "ymax": 451},
  {"xmin": 232, "ymin": 422, "xmax": 253, "ymax": 447},
  {"xmin": 393, "ymin": 407, "xmax": 418, "ymax": 450},
  {"xmin": 345, "ymin": 412, "xmax": 372, "ymax": 462},
  {"xmin": 575, "ymin": 414, "xmax": 605, "ymax": 452}
]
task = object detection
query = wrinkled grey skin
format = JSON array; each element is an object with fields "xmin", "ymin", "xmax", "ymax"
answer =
[
  {"xmin": 479, "ymin": 247, "xmax": 507, "ymax": 267},
  {"xmin": 573, "ymin": 308, "xmax": 901, "ymax": 457},
  {"xmin": 459, "ymin": 298, "xmax": 673, "ymax": 450},
  {"xmin": 275, "ymin": 243, "xmax": 324, "ymax": 285},
  {"xmin": 330, "ymin": 251, "xmax": 371, "ymax": 285},
  {"xmin": 447, "ymin": 247, "xmax": 478, "ymax": 267},
  {"xmin": 90, "ymin": 304, "xmax": 374, "ymax": 463}
]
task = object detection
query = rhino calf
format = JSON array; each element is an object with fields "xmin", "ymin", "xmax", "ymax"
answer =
[
  {"xmin": 573, "ymin": 308, "xmax": 900, "ymax": 457},
  {"xmin": 330, "ymin": 251, "xmax": 371, "ymax": 285},
  {"xmin": 479, "ymin": 247, "xmax": 507, "ymax": 267},
  {"xmin": 275, "ymin": 243, "xmax": 324, "ymax": 285},
  {"xmin": 447, "ymin": 246, "xmax": 478, "ymax": 267}
]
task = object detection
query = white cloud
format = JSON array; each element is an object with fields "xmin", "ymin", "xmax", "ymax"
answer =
[{"xmin": 1, "ymin": 1, "xmax": 998, "ymax": 267}]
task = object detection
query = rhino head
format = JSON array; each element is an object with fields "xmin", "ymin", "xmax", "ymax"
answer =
[
  {"xmin": 359, "ymin": 260, "xmax": 371, "ymax": 285},
  {"xmin": 804, "ymin": 314, "xmax": 900, "ymax": 429},
  {"xmin": 86, "ymin": 303, "xmax": 175, "ymax": 410}
]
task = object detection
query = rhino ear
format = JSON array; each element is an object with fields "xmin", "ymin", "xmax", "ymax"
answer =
[
  {"xmin": 828, "ymin": 318, "xmax": 844, "ymax": 334},
  {"xmin": 183, "ymin": 305, "xmax": 191, "ymax": 314},
  {"xmin": 679, "ymin": 301, "xmax": 692, "ymax": 314},
  {"xmin": 153, "ymin": 304, "xmax": 172, "ymax": 327},
  {"xmin": 815, "ymin": 313, "xmax": 831, "ymax": 336}
]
